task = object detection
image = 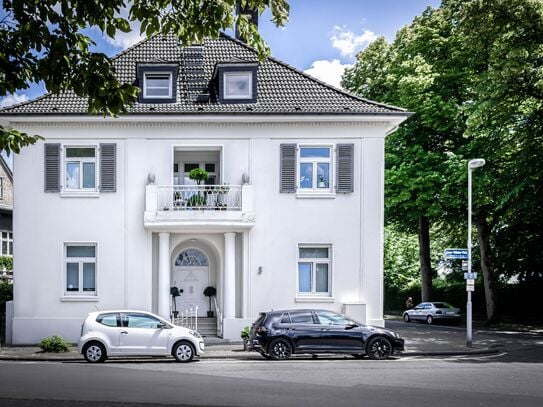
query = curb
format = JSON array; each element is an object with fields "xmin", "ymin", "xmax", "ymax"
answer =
[{"xmin": 0, "ymin": 347, "xmax": 500, "ymax": 362}]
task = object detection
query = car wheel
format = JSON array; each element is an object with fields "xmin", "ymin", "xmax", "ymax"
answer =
[
  {"xmin": 83, "ymin": 341, "xmax": 107, "ymax": 363},
  {"xmin": 403, "ymin": 313, "xmax": 410, "ymax": 322},
  {"xmin": 269, "ymin": 338, "xmax": 293, "ymax": 360},
  {"xmin": 173, "ymin": 341, "xmax": 195, "ymax": 363},
  {"xmin": 426, "ymin": 315, "xmax": 433, "ymax": 325},
  {"xmin": 366, "ymin": 336, "xmax": 393, "ymax": 360}
]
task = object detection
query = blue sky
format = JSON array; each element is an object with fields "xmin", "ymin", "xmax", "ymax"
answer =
[{"xmin": 0, "ymin": 0, "xmax": 441, "ymax": 108}]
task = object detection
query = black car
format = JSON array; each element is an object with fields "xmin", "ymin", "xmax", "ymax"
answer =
[{"xmin": 248, "ymin": 309, "xmax": 404, "ymax": 360}]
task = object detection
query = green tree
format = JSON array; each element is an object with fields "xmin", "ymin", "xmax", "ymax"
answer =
[{"xmin": 0, "ymin": 0, "xmax": 289, "ymax": 153}]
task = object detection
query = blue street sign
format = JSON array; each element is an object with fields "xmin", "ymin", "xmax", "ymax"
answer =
[{"xmin": 444, "ymin": 248, "xmax": 469, "ymax": 260}]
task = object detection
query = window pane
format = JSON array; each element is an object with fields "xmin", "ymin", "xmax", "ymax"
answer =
[
  {"xmin": 316, "ymin": 263, "xmax": 329, "ymax": 293},
  {"xmin": 1, "ymin": 240, "xmax": 6, "ymax": 255},
  {"xmin": 146, "ymin": 87, "xmax": 170, "ymax": 97},
  {"xmin": 299, "ymin": 247, "xmax": 329, "ymax": 259},
  {"xmin": 224, "ymin": 73, "xmax": 251, "ymax": 98},
  {"xmin": 82, "ymin": 162, "xmax": 96, "ymax": 188},
  {"xmin": 8, "ymin": 240, "xmax": 12, "ymax": 255},
  {"xmin": 317, "ymin": 163, "xmax": 330, "ymax": 188},
  {"xmin": 83, "ymin": 263, "xmax": 95, "ymax": 291},
  {"xmin": 300, "ymin": 147, "xmax": 330, "ymax": 158},
  {"xmin": 290, "ymin": 311, "xmax": 315, "ymax": 324},
  {"xmin": 205, "ymin": 163, "xmax": 216, "ymax": 172},
  {"xmin": 184, "ymin": 163, "xmax": 200, "ymax": 172},
  {"xmin": 146, "ymin": 75, "xmax": 170, "ymax": 88},
  {"xmin": 126, "ymin": 314, "xmax": 160, "ymax": 329},
  {"xmin": 299, "ymin": 163, "xmax": 313, "ymax": 189},
  {"xmin": 67, "ymin": 263, "xmax": 79, "ymax": 291},
  {"xmin": 66, "ymin": 148, "xmax": 95, "ymax": 158},
  {"xmin": 66, "ymin": 162, "xmax": 80, "ymax": 189},
  {"xmin": 317, "ymin": 311, "xmax": 350, "ymax": 325},
  {"xmin": 97, "ymin": 313, "xmax": 118, "ymax": 327},
  {"xmin": 67, "ymin": 246, "xmax": 95, "ymax": 258},
  {"xmin": 298, "ymin": 263, "xmax": 312, "ymax": 292}
]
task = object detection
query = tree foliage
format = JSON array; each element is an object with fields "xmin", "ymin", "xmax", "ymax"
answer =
[
  {"xmin": 0, "ymin": 0, "xmax": 290, "ymax": 153},
  {"xmin": 343, "ymin": 0, "xmax": 543, "ymax": 321}
]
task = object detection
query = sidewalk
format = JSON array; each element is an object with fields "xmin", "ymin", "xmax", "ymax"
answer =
[{"xmin": 0, "ymin": 328, "xmax": 501, "ymax": 362}]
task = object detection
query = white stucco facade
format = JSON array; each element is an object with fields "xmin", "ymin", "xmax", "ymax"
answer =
[{"xmin": 5, "ymin": 114, "xmax": 405, "ymax": 344}]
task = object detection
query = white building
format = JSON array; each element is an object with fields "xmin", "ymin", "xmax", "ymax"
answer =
[{"xmin": 1, "ymin": 34, "xmax": 408, "ymax": 344}]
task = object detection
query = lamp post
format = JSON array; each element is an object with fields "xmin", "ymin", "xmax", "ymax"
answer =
[{"xmin": 467, "ymin": 158, "xmax": 485, "ymax": 347}]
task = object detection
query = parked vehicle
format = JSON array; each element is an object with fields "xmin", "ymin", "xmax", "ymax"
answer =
[
  {"xmin": 403, "ymin": 302, "xmax": 461, "ymax": 324},
  {"xmin": 78, "ymin": 310, "xmax": 205, "ymax": 363},
  {"xmin": 248, "ymin": 309, "xmax": 404, "ymax": 360}
]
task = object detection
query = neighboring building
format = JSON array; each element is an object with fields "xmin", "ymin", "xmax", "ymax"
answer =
[
  {"xmin": 0, "ymin": 155, "xmax": 13, "ymax": 259},
  {"xmin": 0, "ymin": 33, "xmax": 409, "ymax": 344}
]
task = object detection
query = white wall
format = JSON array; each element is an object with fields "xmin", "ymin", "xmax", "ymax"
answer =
[{"xmin": 11, "ymin": 119, "xmax": 389, "ymax": 343}]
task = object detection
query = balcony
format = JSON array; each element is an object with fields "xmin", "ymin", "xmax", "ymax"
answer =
[{"xmin": 144, "ymin": 184, "xmax": 255, "ymax": 231}]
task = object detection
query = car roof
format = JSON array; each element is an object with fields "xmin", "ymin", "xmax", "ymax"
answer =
[{"xmin": 261, "ymin": 309, "xmax": 333, "ymax": 316}]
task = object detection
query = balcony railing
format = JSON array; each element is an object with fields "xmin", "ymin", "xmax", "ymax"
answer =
[{"xmin": 156, "ymin": 185, "xmax": 242, "ymax": 211}]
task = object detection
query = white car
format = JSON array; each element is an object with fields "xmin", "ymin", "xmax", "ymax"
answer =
[{"xmin": 78, "ymin": 310, "xmax": 205, "ymax": 363}]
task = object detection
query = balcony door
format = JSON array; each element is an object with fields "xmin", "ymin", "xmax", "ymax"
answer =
[{"xmin": 182, "ymin": 163, "xmax": 218, "ymax": 186}]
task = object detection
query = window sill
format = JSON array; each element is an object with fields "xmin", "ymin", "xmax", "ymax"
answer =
[
  {"xmin": 60, "ymin": 296, "xmax": 99, "ymax": 302},
  {"xmin": 296, "ymin": 191, "xmax": 336, "ymax": 199},
  {"xmin": 295, "ymin": 296, "xmax": 335, "ymax": 303},
  {"xmin": 60, "ymin": 191, "xmax": 100, "ymax": 198}
]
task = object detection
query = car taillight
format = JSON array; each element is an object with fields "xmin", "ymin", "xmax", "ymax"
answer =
[{"xmin": 256, "ymin": 327, "xmax": 268, "ymax": 335}]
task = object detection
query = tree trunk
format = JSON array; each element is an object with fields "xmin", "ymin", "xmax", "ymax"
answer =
[
  {"xmin": 418, "ymin": 215, "xmax": 433, "ymax": 301},
  {"xmin": 475, "ymin": 216, "xmax": 498, "ymax": 323}
]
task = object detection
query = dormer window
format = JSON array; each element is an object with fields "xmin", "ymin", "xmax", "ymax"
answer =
[
  {"xmin": 224, "ymin": 72, "xmax": 252, "ymax": 99},
  {"xmin": 215, "ymin": 62, "xmax": 257, "ymax": 104},
  {"xmin": 137, "ymin": 64, "xmax": 178, "ymax": 103},
  {"xmin": 144, "ymin": 72, "xmax": 173, "ymax": 99}
]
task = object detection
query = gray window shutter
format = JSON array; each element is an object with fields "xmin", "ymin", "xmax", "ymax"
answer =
[
  {"xmin": 336, "ymin": 144, "xmax": 354, "ymax": 193},
  {"xmin": 44, "ymin": 143, "xmax": 60, "ymax": 192},
  {"xmin": 100, "ymin": 143, "xmax": 116, "ymax": 192},
  {"xmin": 280, "ymin": 144, "xmax": 296, "ymax": 193}
]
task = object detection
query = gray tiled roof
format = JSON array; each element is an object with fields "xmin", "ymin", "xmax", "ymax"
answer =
[{"xmin": 0, "ymin": 34, "xmax": 407, "ymax": 116}]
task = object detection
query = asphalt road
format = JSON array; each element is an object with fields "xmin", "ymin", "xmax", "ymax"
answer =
[{"xmin": 1, "ymin": 323, "xmax": 542, "ymax": 407}]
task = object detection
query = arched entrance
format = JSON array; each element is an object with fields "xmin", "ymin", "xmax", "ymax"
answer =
[{"xmin": 172, "ymin": 248, "xmax": 210, "ymax": 316}]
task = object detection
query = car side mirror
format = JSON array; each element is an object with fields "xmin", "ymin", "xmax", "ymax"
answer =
[
  {"xmin": 158, "ymin": 323, "xmax": 169, "ymax": 329},
  {"xmin": 345, "ymin": 322, "xmax": 358, "ymax": 330}
]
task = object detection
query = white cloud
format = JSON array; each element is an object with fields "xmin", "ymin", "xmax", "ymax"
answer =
[
  {"xmin": 0, "ymin": 92, "xmax": 29, "ymax": 108},
  {"xmin": 331, "ymin": 25, "xmax": 378, "ymax": 59},
  {"xmin": 304, "ymin": 59, "xmax": 352, "ymax": 89},
  {"xmin": 104, "ymin": 24, "xmax": 144, "ymax": 49}
]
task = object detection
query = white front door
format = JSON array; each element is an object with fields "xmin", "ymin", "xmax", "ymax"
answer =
[{"xmin": 173, "ymin": 267, "xmax": 209, "ymax": 315}]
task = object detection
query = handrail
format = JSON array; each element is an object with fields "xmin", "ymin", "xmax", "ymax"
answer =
[
  {"xmin": 157, "ymin": 185, "xmax": 242, "ymax": 211},
  {"xmin": 173, "ymin": 306, "xmax": 198, "ymax": 331},
  {"xmin": 213, "ymin": 296, "xmax": 223, "ymax": 338}
]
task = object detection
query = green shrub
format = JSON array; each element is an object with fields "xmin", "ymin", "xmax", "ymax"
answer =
[
  {"xmin": 39, "ymin": 335, "xmax": 70, "ymax": 353},
  {"xmin": 240, "ymin": 326, "xmax": 250, "ymax": 340},
  {"xmin": 0, "ymin": 256, "xmax": 13, "ymax": 271}
]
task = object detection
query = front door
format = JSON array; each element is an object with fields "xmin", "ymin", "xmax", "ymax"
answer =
[{"xmin": 173, "ymin": 267, "xmax": 209, "ymax": 315}]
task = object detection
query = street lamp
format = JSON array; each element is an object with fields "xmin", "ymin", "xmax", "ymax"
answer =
[{"xmin": 467, "ymin": 158, "xmax": 485, "ymax": 347}]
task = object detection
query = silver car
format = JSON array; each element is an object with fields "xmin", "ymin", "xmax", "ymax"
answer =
[
  {"xmin": 78, "ymin": 310, "xmax": 205, "ymax": 363},
  {"xmin": 403, "ymin": 302, "xmax": 461, "ymax": 324}
]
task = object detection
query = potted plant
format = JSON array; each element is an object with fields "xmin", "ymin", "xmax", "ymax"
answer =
[
  {"xmin": 188, "ymin": 168, "xmax": 209, "ymax": 208},
  {"xmin": 188, "ymin": 168, "xmax": 208, "ymax": 185},
  {"xmin": 203, "ymin": 286, "xmax": 217, "ymax": 317},
  {"xmin": 241, "ymin": 326, "xmax": 250, "ymax": 351}
]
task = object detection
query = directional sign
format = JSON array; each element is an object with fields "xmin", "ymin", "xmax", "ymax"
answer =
[
  {"xmin": 464, "ymin": 272, "xmax": 478, "ymax": 280},
  {"xmin": 462, "ymin": 260, "xmax": 469, "ymax": 271},
  {"xmin": 466, "ymin": 279, "xmax": 475, "ymax": 292},
  {"xmin": 444, "ymin": 248, "xmax": 469, "ymax": 260}
]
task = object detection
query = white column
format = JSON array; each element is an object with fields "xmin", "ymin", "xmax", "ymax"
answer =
[
  {"xmin": 224, "ymin": 232, "xmax": 236, "ymax": 319},
  {"xmin": 158, "ymin": 232, "xmax": 171, "ymax": 319}
]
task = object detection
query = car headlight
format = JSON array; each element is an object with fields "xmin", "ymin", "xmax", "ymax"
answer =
[
  {"xmin": 189, "ymin": 330, "xmax": 202, "ymax": 339},
  {"xmin": 391, "ymin": 332, "xmax": 401, "ymax": 339}
]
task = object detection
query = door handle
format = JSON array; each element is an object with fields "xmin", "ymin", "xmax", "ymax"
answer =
[
  {"xmin": 121, "ymin": 331, "xmax": 128, "ymax": 334},
  {"xmin": 321, "ymin": 328, "xmax": 329, "ymax": 331}
]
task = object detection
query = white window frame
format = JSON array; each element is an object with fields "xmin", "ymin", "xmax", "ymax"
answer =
[
  {"xmin": 63, "ymin": 243, "xmax": 97, "ymax": 297},
  {"xmin": 296, "ymin": 145, "xmax": 334, "ymax": 197},
  {"xmin": 0, "ymin": 230, "xmax": 13, "ymax": 257},
  {"xmin": 62, "ymin": 145, "xmax": 98, "ymax": 195},
  {"xmin": 296, "ymin": 244, "xmax": 333, "ymax": 298},
  {"xmin": 143, "ymin": 71, "xmax": 173, "ymax": 99},
  {"xmin": 223, "ymin": 71, "xmax": 253, "ymax": 100}
]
